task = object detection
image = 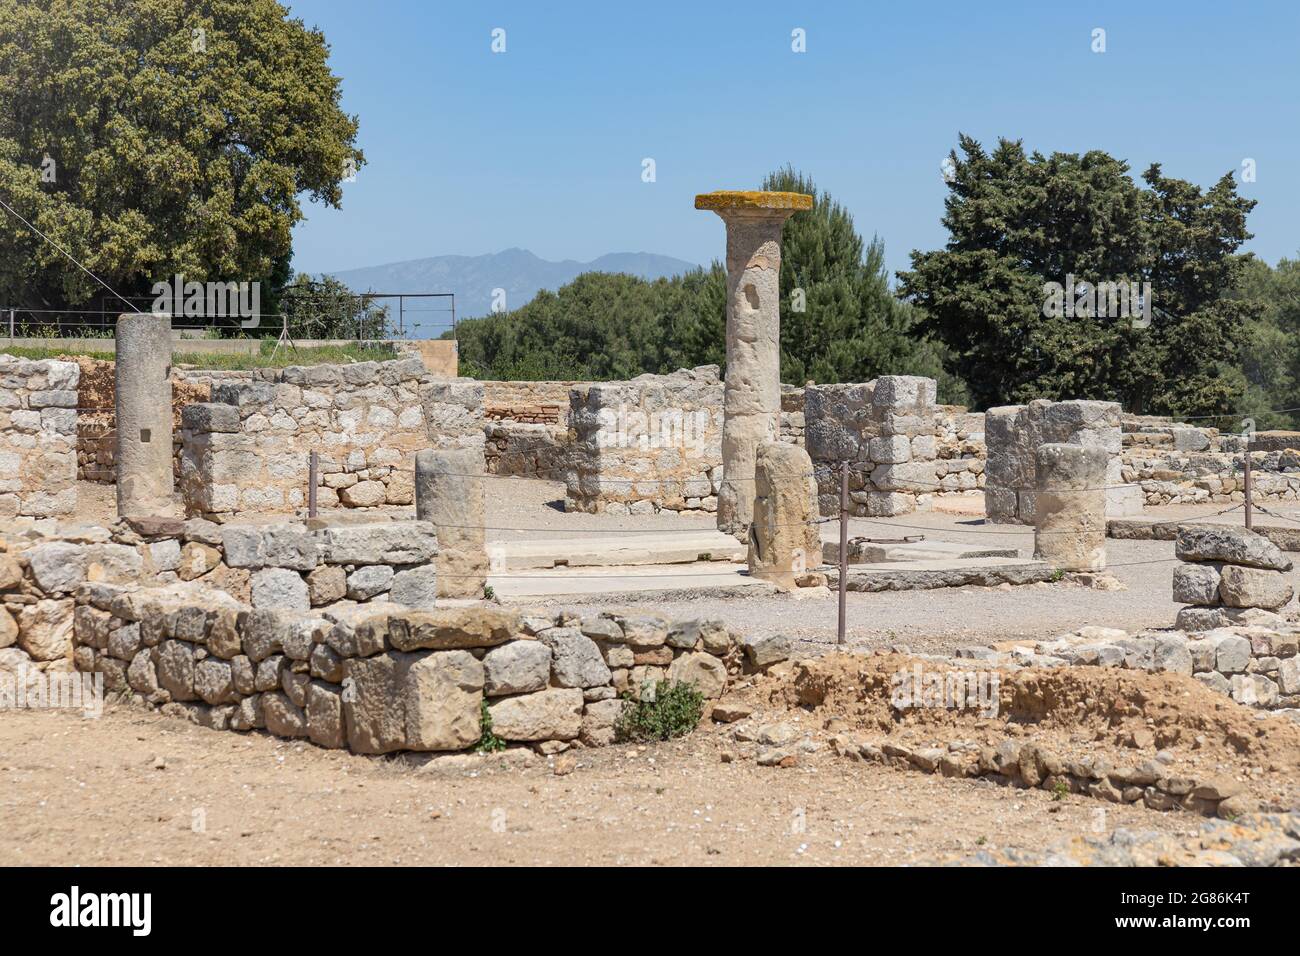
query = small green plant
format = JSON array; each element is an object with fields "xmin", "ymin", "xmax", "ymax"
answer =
[
  {"xmin": 614, "ymin": 680, "xmax": 704, "ymax": 743},
  {"xmin": 482, "ymin": 584, "xmax": 496, "ymax": 600},
  {"xmin": 975, "ymin": 835, "xmax": 987, "ymax": 846},
  {"xmin": 474, "ymin": 698, "xmax": 506, "ymax": 753},
  {"xmin": 1051, "ymin": 778, "xmax": 1069, "ymax": 801},
  {"xmin": 1050, "ymin": 568, "xmax": 1065, "ymax": 583}
]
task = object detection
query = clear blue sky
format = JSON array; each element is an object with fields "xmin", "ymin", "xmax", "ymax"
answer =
[{"xmin": 288, "ymin": 0, "xmax": 1300, "ymax": 283}]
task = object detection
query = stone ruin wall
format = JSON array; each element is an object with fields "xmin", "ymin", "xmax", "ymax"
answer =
[
  {"xmin": 0, "ymin": 354, "xmax": 79, "ymax": 519},
  {"xmin": 984, "ymin": 399, "xmax": 1143, "ymax": 525},
  {"xmin": 1120, "ymin": 416, "xmax": 1300, "ymax": 507},
  {"xmin": 565, "ymin": 366, "xmax": 725, "ymax": 515},
  {"xmin": 804, "ymin": 375, "xmax": 943, "ymax": 517},
  {"xmin": 63, "ymin": 579, "xmax": 772, "ymax": 755},
  {"xmin": 178, "ymin": 358, "xmax": 484, "ymax": 518},
  {"xmin": 75, "ymin": 357, "xmax": 250, "ymax": 484}
]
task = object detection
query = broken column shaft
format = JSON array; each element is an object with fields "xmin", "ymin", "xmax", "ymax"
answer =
[
  {"xmin": 115, "ymin": 313, "xmax": 174, "ymax": 518},
  {"xmin": 696, "ymin": 190, "xmax": 811, "ymax": 534},
  {"xmin": 415, "ymin": 447, "xmax": 488, "ymax": 599},
  {"xmin": 1034, "ymin": 442, "xmax": 1107, "ymax": 571}
]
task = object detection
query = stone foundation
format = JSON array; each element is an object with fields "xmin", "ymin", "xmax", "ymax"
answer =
[
  {"xmin": 67, "ymin": 582, "xmax": 775, "ymax": 754},
  {"xmin": 1172, "ymin": 524, "xmax": 1295, "ymax": 631}
]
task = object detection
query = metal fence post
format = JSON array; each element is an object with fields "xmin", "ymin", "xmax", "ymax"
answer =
[
  {"xmin": 1244, "ymin": 441, "xmax": 1253, "ymax": 530},
  {"xmin": 837, "ymin": 460, "xmax": 848, "ymax": 646},
  {"xmin": 308, "ymin": 451, "xmax": 319, "ymax": 519}
]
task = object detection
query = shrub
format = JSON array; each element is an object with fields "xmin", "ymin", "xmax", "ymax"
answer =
[
  {"xmin": 474, "ymin": 698, "xmax": 506, "ymax": 753},
  {"xmin": 614, "ymin": 680, "xmax": 704, "ymax": 742}
]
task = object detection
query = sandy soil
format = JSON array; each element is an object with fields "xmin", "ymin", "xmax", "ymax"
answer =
[{"xmin": 0, "ymin": 703, "xmax": 1200, "ymax": 867}]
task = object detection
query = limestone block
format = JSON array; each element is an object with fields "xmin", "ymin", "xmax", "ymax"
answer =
[
  {"xmin": 747, "ymin": 441, "xmax": 821, "ymax": 591},
  {"xmin": 1034, "ymin": 442, "xmax": 1107, "ymax": 571},
  {"xmin": 486, "ymin": 687, "xmax": 584, "ymax": 742}
]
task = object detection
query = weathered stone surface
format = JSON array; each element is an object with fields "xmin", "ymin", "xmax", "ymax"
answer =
[
  {"xmin": 487, "ymin": 687, "xmax": 583, "ymax": 742},
  {"xmin": 194, "ymin": 658, "xmax": 236, "ymax": 704},
  {"xmin": 156, "ymin": 639, "xmax": 196, "ymax": 701},
  {"xmin": 263, "ymin": 690, "xmax": 308, "ymax": 738},
  {"xmin": 416, "ymin": 447, "xmax": 488, "ymax": 599},
  {"xmin": 17, "ymin": 599, "xmax": 73, "ymax": 661},
  {"xmin": 178, "ymin": 542, "xmax": 221, "ymax": 581},
  {"xmin": 1173, "ymin": 563, "xmax": 1222, "ymax": 606},
  {"xmin": 538, "ymin": 627, "xmax": 610, "ymax": 688},
  {"xmin": 747, "ymin": 442, "xmax": 822, "ymax": 591},
  {"xmin": 482, "ymin": 640, "xmax": 552, "ymax": 696},
  {"xmin": 250, "ymin": 568, "xmax": 310, "ymax": 611},
  {"xmin": 666, "ymin": 650, "xmax": 727, "ymax": 698},
  {"xmin": 306, "ymin": 681, "xmax": 345, "ymax": 748},
  {"xmin": 26, "ymin": 542, "xmax": 86, "ymax": 594},
  {"xmin": 741, "ymin": 632, "xmax": 790, "ymax": 668},
  {"xmin": 317, "ymin": 522, "xmax": 438, "ymax": 565},
  {"xmin": 1218, "ymin": 565, "xmax": 1294, "ymax": 611},
  {"xmin": 386, "ymin": 606, "xmax": 517, "ymax": 651},
  {"xmin": 346, "ymin": 564, "xmax": 394, "ymax": 601},
  {"xmin": 1034, "ymin": 442, "xmax": 1107, "ymax": 571},
  {"xmin": 306, "ymin": 565, "xmax": 347, "ymax": 606},
  {"xmin": 1216, "ymin": 635, "xmax": 1254, "ymax": 674},
  {"xmin": 115, "ymin": 313, "xmax": 174, "ymax": 517},
  {"xmin": 262, "ymin": 526, "xmax": 318, "ymax": 571},
  {"xmin": 342, "ymin": 650, "xmax": 484, "ymax": 753},
  {"xmin": 126, "ymin": 648, "xmax": 158, "ymax": 695},
  {"xmin": 579, "ymin": 698, "xmax": 625, "ymax": 746},
  {"xmin": 1175, "ymin": 525, "xmax": 1292, "ymax": 572},
  {"xmin": 309, "ymin": 643, "xmax": 344, "ymax": 682},
  {"xmin": 618, "ymin": 616, "xmax": 668, "ymax": 649},
  {"xmin": 241, "ymin": 609, "xmax": 287, "ymax": 661},
  {"xmin": 106, "ymin": 623, "xmax": 141, "ymax": 661},
  {"xmin": 388, "ymin": 565, "xmax": 439, "ymax": 607}
]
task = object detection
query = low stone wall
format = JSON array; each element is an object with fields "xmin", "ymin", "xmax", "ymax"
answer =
[
  {"xmin": 0, "ymin": 354, "xmax": 79, "ymax": 518},
  {"xmin": 565, "ymin": 366, "xmax": 723, "ymax": 515},
  {"xmin": 805, "ymin": 376, "xmax": 939, "ymax": 517},
  {"xmin": 1171, "ymin": 524, "xmax": 1295, "ymax": 632},
  {"xmin": 985, "ymin": 399, "xmax": 1142, "ymax": 524},
  {"xmin": 68, "ymin": 584, "xmax": 775, "ymax": 754},
  {"xmin": 933, "ymin": 405, "xmax": 986, "ymax": 495},
  {"xmin": 178, "ymin": 358, "xmax": 484, "ymax": 517},
  {"xmin": 779, "ymin": 385, "xmax": 805, "ymax": 445}
]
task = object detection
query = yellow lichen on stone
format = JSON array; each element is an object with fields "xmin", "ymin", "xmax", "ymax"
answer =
[{"xmin": 694, "ymin": 190, "xmax": 813, "ymax": 212}]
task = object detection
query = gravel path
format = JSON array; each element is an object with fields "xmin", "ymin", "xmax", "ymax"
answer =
[{"xmin": 483, "ymin": 480, "xmax": 1273, "ymax": 656}]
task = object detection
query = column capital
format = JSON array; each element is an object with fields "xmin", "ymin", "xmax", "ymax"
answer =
[{"xmin": 694, "ymin": 190, "xmax": 812, "ymax": 217}]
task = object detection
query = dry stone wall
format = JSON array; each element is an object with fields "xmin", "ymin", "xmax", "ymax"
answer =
[
  {"xmin": 178, "ymin": 358, "xmax": 483, "ymax": 517},
  {"xmin": 565, "ymin": 366, "xmax": 724, "ymax": 515},
  {"xmin": 0, "ymin": 354, "xmax": 79, "ymax": 519},
  {"xmin": 1172, "ymin": 524, "xmax": 1295, "ymax": 632},
  {"xmin": 67, "ymin": 583, "xmax": 779, "ymax": 754}
]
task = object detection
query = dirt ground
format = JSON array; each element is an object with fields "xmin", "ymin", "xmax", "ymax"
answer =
[{"xmin": 0, "ymin": 703, "xmax": 1202, "ymax": 867}]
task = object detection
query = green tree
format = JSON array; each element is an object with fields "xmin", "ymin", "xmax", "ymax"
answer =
[
  {"xmin": 898, "ymin": 135, "xmax": 1258, "ymax": 417},
  {"xmin": 277, "ymin": 273, "xmax": 391, "ymax": 340},
  {"xmin": 0, "ymin": 0, "xmax": 362, "ymax": 323},
  {"xmin": 1236, "ymin": 255, "xmax": 1300, "ymax": 430}
]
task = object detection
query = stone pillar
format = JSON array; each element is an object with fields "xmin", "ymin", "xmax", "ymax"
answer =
[
  {"xmin": 696, "ymin": 190, "xmax": 811, "ymax": 534},
  {"xmin": 115, "ymin": 313, "xmax": 174, "ymax": 518},
  {"xmin": 415, "ymin": 447, "xmax": 487, "ymax": 599},
  {"xmin": 747, "ymin": 441, "xmax": 822, "ymax": 591},
  {"xmin": 1034, "ymin": 442, "xmax": 1107, "ymax": 571}
]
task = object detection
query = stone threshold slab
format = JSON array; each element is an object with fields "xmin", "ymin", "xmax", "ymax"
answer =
[
  {"xmin": 489, "ymin": 530, "xmax": 745, "ymax": 570},
  {"xmin": 832, "ymin": 558, "xmax": 1054, "ymax": 592},
  {"xmin": 489, "ymin": 561, "xmax": 766, "ymax": 598}
]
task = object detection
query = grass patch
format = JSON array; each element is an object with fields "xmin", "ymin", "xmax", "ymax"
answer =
[
  {"xmin": 614, "ymin": 680, "xmax": 704, "ymax": 743},
  {"xmin": 1, "ymin": 337, "xmax": 399, "ymax": 369}
]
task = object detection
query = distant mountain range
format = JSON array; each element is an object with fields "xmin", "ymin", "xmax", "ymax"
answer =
[{"xmin": 330, "ymin": 248, "xmax": 700, "ymax": 333}]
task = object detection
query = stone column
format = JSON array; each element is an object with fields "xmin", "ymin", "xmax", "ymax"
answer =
[
  {"xmin": 415, "ymin": 447, "xmax": 487, "ymax": 599},
  {"xmin": 747, "ymin": 441, "xmax": 822, "ymax": 591},
  {"xmin": 696, "ymin": 190, "xmax": 811, "ymax": 534},
  {"xmin": 1034, "ymin": 442, "xmax": 1107, "ymax": 571},
  {"xmin": 115, "ymin": 313, "xmax": 174, "ymax": 518}
]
